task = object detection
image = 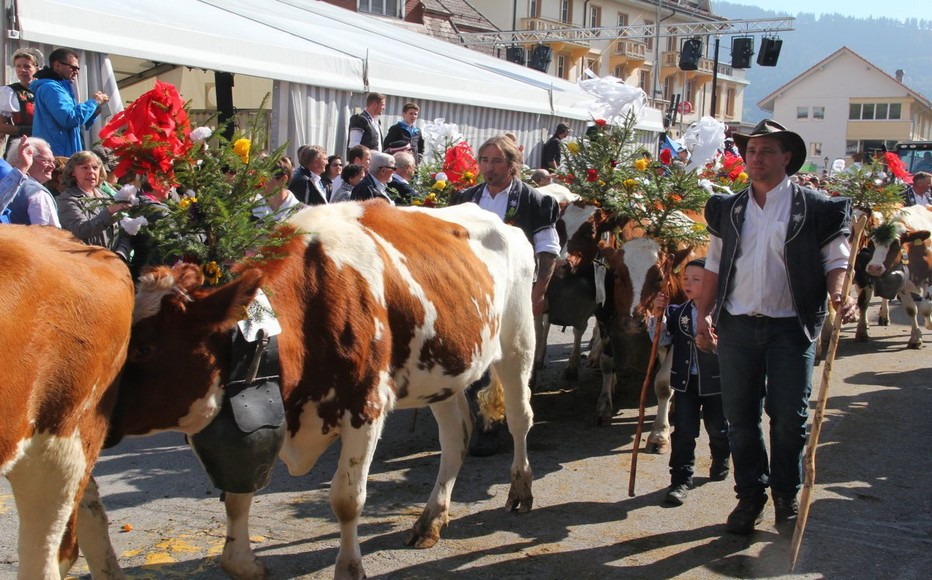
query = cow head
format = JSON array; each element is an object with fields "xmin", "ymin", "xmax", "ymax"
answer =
[
  {"xmin": 561, "ymin": 206, "xmax": 628, "ymax": 272},
  {"xmin": 603, "ymin": 238, "xmax": 695, "ymax": 334},
  {"xmin": 107, "ymin": 264, "xmax": 264, "ymax": 444},
  {"xmin": 865, "ymin": 222, "xmax": 914, "ymax": 277}
]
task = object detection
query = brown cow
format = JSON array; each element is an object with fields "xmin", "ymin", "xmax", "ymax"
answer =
[
  {"xmin": 106, "ymin": 201, "xmax": 537, "ymax": 579},
  {"xmin": 0, "ymin": 225, "xmax": 132, "ymax": 579}
]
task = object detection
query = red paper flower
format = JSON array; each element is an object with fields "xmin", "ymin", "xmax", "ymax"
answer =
[
  {"xmin": 586, "ymin": 168, "xmax": 598, "ymax": 182},
  {"xmin": 100, "ymin": 80, "xmax": 193, "ymax": 194},
  {"xmin": 443, "ymin": 142, "xmax": 479, "ymax": 188},
  {"xmin": 595, "ymin": 119, "xmax": 607, "ymax": 127},
  {"xmin": 660, "ymin": 148, "xmax": 672, "ymax": 165},
  {"xmin": 884, "ymin": 151, "xmax": 912, "ymax": 184}
]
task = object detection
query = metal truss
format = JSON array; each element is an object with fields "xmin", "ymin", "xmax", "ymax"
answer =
[{"xmin": 458, "ymin": 17, "xmax": 795, "ymax": 46}]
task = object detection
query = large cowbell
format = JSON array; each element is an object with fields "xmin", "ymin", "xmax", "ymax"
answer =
[{"xmin": 190, "ymin": 329, "xmax": 285, "ymax": 493}]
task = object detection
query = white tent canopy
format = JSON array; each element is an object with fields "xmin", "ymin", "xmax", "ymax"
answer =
[{"xmin": 7, "ymin": 0, "xmax": 662, "ymax": 159}]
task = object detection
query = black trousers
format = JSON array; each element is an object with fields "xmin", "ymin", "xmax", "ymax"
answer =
[{"xmin": 669, "ymin": 375, "xmax": 730, "ymax": 486}]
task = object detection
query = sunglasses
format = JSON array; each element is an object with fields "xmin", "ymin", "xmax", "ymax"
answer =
[{"xmin": 57, "ymin": 62, "xmax": 80, "ymax": 72}]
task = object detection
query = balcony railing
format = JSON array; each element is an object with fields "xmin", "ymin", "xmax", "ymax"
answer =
[
  {"xmin": 661, "ymin": 51, "xmax": 715, "ymax": 75},
  {"xmin": 614, "ymin": 39, "xmax": 647, "ymax": 59}
]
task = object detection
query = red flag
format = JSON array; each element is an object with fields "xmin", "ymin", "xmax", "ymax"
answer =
[{"xmin": 885, "ymin": 151, "xmax": 913, "ymax": 184}]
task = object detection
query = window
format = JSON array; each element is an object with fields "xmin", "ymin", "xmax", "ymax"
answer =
[
  {"xmin": 797, "ymin": 106, "xmax": 809, "ymax": 119},
  {"xmin": 585, "ymin": 58, "xmax": 597, "ymax": 75},
  {"xmin": 589, "ymin": 5, "xmax": 601, "ymax": 28},
  {"xmin": 529, "ymin": 0, "xmax": 540, "ymax": 18},
  {"xmin": 725, "ymin": 88, "xmax": 736, "ymax": 117},
  {"xmin": 639, "ymin": 70, "xmax": 651, "ymax": 93},
  {"xmin": 618, "ymin": 12, "xmax": 628, "ymax": 27},
  {"xmin": 850, "ymin": 102, "xmax": 903, "ymax": 120},
  {"xmin": 561, "ymin": 0, "xmax": 573, "ymax": 24},
  {"xmin": 810, "ymin": 142, "xmax": 822, "ymax": 156},
  {"xmin": 614, "ymin": 65, "xmax": 625, "ymax": 78},
  {"xmin": 812, "ymin": 106, "xmax": 825, "ymax": 120},
  {"xmin": 645, "ymin": 20, "xmax": 654, "ymax": 50},
  {"xmin": 357, "ymin": 0, "xmax": 400, "ymax": 17},
  {"xmin": 685, "ymin": 80, "xmax": 695, "ymax": 104},
  {"xmin": 663, "ymin": 77, "xmax": 674, "ymax": 101},
  {"xmin": 557, "ymin": 55, "xmax": 567, "ymax": 79}
]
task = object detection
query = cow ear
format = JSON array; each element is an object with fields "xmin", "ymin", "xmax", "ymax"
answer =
[
  {"xmin": 190, "ymin": 268, "xmax": 265, "ymax": 329},
  {"xmin": 671, "ymin": 246, "xmax": 696, "ymax": 270},
  {"xmin": 902, "ymin": 230, "xmax": 931, "ymax": 244}
]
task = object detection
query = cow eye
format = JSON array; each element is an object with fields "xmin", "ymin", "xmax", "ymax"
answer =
[{"xmin": 129, "ymin": 345, "xmax": 153, "ymax": 361}]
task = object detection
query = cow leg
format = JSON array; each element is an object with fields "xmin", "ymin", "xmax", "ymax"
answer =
[
  {"xmin": 408, "ymin": 394, "xmax": 472, "ymax": 549},
  {"xmin": 7, "ymin": 433, "xmax": 87, "ymax": 580},
  {"xmin": 563, "ymin": 323, "xmax": 587, "ymax": 381},
  {"xmin": 647, "ymin": 346, "xmax": 673, "ymax": 454},
  {"xmin": 855, "ymin": 285, "xmax": 874, "ymax": 341},
  {"xmin": 75, "ymin": 476, "xmax": 124, "ymax": 579},
  {"xmin": 494, "ymin": 363, "xmax": 534, "ymax": 514},
  {"xmin": 331, "ymin": 415, "xmax": 385, "ymax": 580},
  {"xmin": 594, "ymin": 329, "xmax": 616, "ymax": 426},
  {"xmin": 533, "ymin": 313, "xmax": 549, "ymax": 371},
  {"xmin": 878, "ymin": 297, "xmax": 890, "ymax": 326},
  {"xmin": 900, "ymin": 291, "xmax": 924, "ymax": 349},
  {"xmin": 586, "ymin": 323, "xmax": 603, "ymax": 368},
  {"xmin": 220, "ymin": 492, "xmax": 265, "ymax": 580}
]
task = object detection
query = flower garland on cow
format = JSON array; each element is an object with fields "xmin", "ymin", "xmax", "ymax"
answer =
[
  {"xmin": 826, "ymin": 157, "xmax": 903, "ymax": 220},
  {"xmin": 555, "ymin": 76, "xmax": 710, "ymax": 256},
  {"xmin": 412, "ymin": 120, "xmax": 479, "ymax": 207},
  {"xmin": 99, "ymin": 80, "xmax": 294, "ymax": 286}
]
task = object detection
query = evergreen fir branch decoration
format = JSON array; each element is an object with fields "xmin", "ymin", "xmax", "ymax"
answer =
[
  {"xmin": 827, "ymin": 158, "xmax": 902, "ymax": 220},
  {"xmin": 557, "ymin": 112, "xmax": 710, "ymax": 248},
  {"xmin": 101, "ymin": 82, "xmax": 294, "ymax": 285}
]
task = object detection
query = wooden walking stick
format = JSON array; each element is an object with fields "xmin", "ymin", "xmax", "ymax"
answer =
[
  {"xmin": 790, "ymin": 215, "xmax": 868, "ymax": 570},
  {"xmin": 628, "ymin": 254, "xmax": 674, "ymax": 497}
]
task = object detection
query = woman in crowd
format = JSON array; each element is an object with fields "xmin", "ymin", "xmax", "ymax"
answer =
[
  {"xmin": 254, "ymin": 156, "xmax": 305, "ymax": 221},
  {"xmin": 0, "ymin": 48, "xmax": 42, "ymax": 154},
  {"xmin": 330, "ymin": 163, "xmax": 365, "ymax": 203},
  {"xmin": 58, "ymin": 150, "xmax": 130, "ymax": 247},
  {"xmin": 321, "ymin": 155, "xmax": 343, "ymax": 200}
]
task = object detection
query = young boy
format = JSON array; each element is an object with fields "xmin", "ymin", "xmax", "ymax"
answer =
[{"xmin": 649, "ymin": 258, "xmax": 730, "ymax": 506}]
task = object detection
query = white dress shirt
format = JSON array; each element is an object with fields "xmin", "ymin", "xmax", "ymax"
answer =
[
  {"xmin": 477, "ymin": 184, "xmax": 560, "ymax": 255},
  {"xmin": 705, "ymin": 178, "xmax": 849, "ymax": 317}
]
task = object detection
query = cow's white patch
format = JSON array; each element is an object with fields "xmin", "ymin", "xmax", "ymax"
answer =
[
  {"xmin": 176, "ymin": 377, "xmax": 224, "ymax": 435},
  {"xmin": 623, "ymin": 237, "xmax": 661, "ymax": 316},
  {"xmin": 134, "ymin": 270, "xmax": 192, "ymax": 324},
  {"xmin": 0, "ymin": 438, "xmax": 27, "ymax": 477},
  {"xmin": 558, "ymin": 204, "xmax": 598, "ymax": 257},
  {"xmin": 4, "ymin": 431, "xmax": 87, "ymax": 578},
  {"xmin": 280, "ymin": 403, "xmax": 340, "ymax": 476}
]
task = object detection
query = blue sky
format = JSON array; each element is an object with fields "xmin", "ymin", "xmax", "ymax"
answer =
[{"xmin": 722, "ymin": 0, "xmax": 916, "ymax": 21}]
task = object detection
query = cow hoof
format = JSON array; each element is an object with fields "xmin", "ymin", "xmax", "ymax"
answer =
[
  {"xmin": 562, "ymin": 367, "xmax": 579, "ymax": 381},
  {"xmin": 405, "ymin": 508, "xmax": 446, "ymax": 549},
  {"xmin": 404, "ymin": 531, "xmax": 439, "ymax": 549},
  {"xmin": 878, "ymin": 317, "xmax": 889, "ymax": 326},
  {"xmin": 645, "ymin": 441, "xmax": 669, "ymax": 454},
  {"xmin": 220, "ymin": 558, "xmax": 268, "ymax": 580},
  {"xmin": 854, "ymin": 333, "xmax": 869, "ymax": 343},
  {"xmin": 907, "ymin": 341, "xmax": 923, "ymax": 350}
]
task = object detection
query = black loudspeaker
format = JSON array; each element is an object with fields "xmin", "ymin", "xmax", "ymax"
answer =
[
  {"xmin": 528, "ymin": 44, "xmax": 553, "ymax": 72},
  {"xmin": 506, "ymin": 46, "xmax": 527, "ymax": 66},
  {"xmin": 757, "ymin": 37, "xmax": 783, "ymax": 67},
  {"xmin": 678, "ymin": 38, "xmax": 702, "ymax": 71},
  {"xmin": 731, "ymin": 37, "xmax": 754, "ymax": 69}
]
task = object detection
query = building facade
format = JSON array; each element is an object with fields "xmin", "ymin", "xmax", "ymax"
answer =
[{"xmin": 757, "ymin": 47, "xmax": 932, "ymax": 169}]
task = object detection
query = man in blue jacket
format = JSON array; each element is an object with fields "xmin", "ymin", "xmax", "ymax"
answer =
[{"xmin": 30, "ymin": 48, "xmax": 109, "ymax": 157}]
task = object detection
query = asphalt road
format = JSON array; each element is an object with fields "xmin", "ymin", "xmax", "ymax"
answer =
[{"xmin": 1, "ymin": 298, "xmax": 929, "ymax": 579}]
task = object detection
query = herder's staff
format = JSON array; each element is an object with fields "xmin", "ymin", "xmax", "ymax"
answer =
[
  {"xmin": 790, "ymin": 215, "xmax": 868, "ymax": 570},
  {"xmin": 628, "ymin": 254, "xmax": 674, "ymax": 497}
]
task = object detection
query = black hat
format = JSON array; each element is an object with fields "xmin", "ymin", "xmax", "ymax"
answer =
[{"xmin": 733, "ymin": 119, "xmax": 806, "ymax": 176}]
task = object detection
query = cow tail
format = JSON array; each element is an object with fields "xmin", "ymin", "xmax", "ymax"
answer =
[{"xmin": 476, "ymin": 368, "xmax": 506, "ymax": 424}]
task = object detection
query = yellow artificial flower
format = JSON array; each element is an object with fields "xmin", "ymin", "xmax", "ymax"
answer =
[
  {"xmin": 178, "ymin": 197, "xmax": 196, "ymax": 209},
  {"xmin": 623, "ymin": 178, "xmax": 638, "ymax": 189},
  {"xmin": 233, "ymin": 138, "xmax": 251, "ymax": 163},
  {"xmin": 432, "ymin": 180, "xmax": 447, "ymax": 191},
  {"xmin": 634, "ymin": 158, "xmax": 649, "ymax": 171},
  {"xmin": 202, "ymin": 261, "xmax": 222, "ymax": 285},
  {"xmin": 737, "ymin": 172, "xmax": 748, "ymax": 182},
  {"xmin": 566, "ymin": 141, "xmax": 580, "ymax": 155}
]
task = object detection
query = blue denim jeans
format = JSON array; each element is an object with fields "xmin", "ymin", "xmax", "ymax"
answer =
[
  {"xmin": 669, "ymin": 376, "xmax": 730, "ymax": 487},
  {"xmin": 716, "ymin": 310, "xmax": 816, "ymax": 500}
]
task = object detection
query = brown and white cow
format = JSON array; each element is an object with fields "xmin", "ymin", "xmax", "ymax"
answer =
[
  {"xmin": 860, "ymin": 205, "xmax": 932, "ymax": 348},
  {"xmin": 0, "ymin": 225, "xmax": 132, "ymax": 579},
  {"xmin": 597, "ymin": 215, "xmax": 705, "ymax": 450},
  {"xmin": 106, "ymin": 201, "xmax": 537, "ymax": 579}
]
